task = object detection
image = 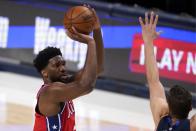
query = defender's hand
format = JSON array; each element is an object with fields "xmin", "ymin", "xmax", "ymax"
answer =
[{"xmin": 139, "ymin": 12, "xmax": 161, "ymax": 43}]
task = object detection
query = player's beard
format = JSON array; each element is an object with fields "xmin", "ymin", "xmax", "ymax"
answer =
[
  {"xmin": 50, "ymin": 75, "xmax": 70, "ymax": 83},
  {"xmin": 49, "ymin": 75, "xmax": 61, "ymax": 83},
  {"xmin": 60, "ymin": 75, "xmax": 71, "ymax": 83}
]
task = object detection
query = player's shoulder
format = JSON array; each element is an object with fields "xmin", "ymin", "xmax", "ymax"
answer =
[
  {"xmin": 156, "ymin": 98, "xmax": 169, "ymax": 114},
  {"xmin": 153, "ymin": 98, "xmax": 169, "ymax": 127},
  {"xmin": 190, "ymin": 114, "xmax": 196, "ymax": 131}
]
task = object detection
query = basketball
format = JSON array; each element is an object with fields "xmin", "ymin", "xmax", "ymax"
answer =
[{"xmin": 64, "ymin": 6, "xmax": 96, "ymax": 35}]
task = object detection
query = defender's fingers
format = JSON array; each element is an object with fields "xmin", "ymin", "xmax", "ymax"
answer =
[
  {"xmin": 150, "ymin": 11, "xmax": 154, "ymax": 25},
  {"xmin": 153, "ymin": 15, "xmax": 159, "ymax": 28},
  {"xmin": 145, "ymin": 12, "xmax": 149, "ymax": 25},
  {"xmin": 139, "ymin": 17, "xmax": 144, "ymax": 27}
]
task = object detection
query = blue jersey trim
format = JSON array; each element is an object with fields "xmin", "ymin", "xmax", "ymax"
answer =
[
  {"xmin": 45, "ymin": 103, "xmax": 66, "ymax": 131},
  {"xmin": 46, "ymin": 114, "xmax": 61, "ymax": 131}
]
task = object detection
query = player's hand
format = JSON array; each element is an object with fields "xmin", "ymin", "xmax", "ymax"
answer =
[
  {"xmin": 66, "ymin": 27, "xmax": 94, "ymax": 44},
  {"xmin": 139, "ymin": 12, "xmax": 161, "ymax": 43},
  {"xmin": 83, "ymin": 4, "xmax": 101, "ymax": 29}
]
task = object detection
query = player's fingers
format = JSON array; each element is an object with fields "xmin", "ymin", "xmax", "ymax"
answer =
[
  {"xmin": 91, "ymin": 8, "xmax": 97, "ymax": 18},
  {"xmin": 83, "ymin": 3, "xmax": 87, "ymax": 7},
  {"xmin": 91, "ymin": 8, "xmax": 95, "ymax": 13},
  {"xmin": 66, "ymin": 30, "xmax": 74, "ymax": 39},
  {"xmin": 153, "ymin": 15, "xmax": 159, "ymax": 28},
  {"xmin": 71, "ymin": 27, "xmax": 79, "ymax": 34},
  {"xmin": 139, "ymin": 17, "xmax": 144, "ymax": 27},
  {"xmin": 67, "ymin": 29, "xmax": 83, "ymax": 42},
  {"xmin": 83, "ymin": 3, "xmax": 91, "ymax": 9},
  {"xmin": 71, "ymin": 27, "xmax": 84, "ymax": 38},
  {"xmin": 88, "ymin": 4, "xmax": 95, "ymax": 14},
  {"xmin": 86, "ymin": 4, "xmax": 91, "ymax": 8},
  {"xmin": 145, "ymin": 12, "xmax": 149, "ymax": 25},
  {"xmin": 67, "ymin": 28, "xmax": 80, "ymax": 37},
  {"xmin": 150, "ymin": 11, "xmax": 154, "ymax": 25}
]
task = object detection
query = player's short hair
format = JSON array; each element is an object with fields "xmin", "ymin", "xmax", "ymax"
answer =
[
  {"xmin": 33, "ymin": 47, "xmax": 62, "ymax": 73},
  {"xmin": 167, "ymin": 85, "xmax": 192, "ymax": 119}
]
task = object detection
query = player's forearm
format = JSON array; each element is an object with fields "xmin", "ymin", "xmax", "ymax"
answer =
[
  {"xmin": 93, "ymin": 28, "xmax": 104, "ymax": 75},
  {"xmin": 144, "ymin": 41, "xmax": 160, "ymax": 84},
  {"xmin": 80, "ymin": 40, "xmax": 97, "ymax": 87}
]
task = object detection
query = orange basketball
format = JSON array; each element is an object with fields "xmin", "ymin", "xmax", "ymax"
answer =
[{"xmin": 64, "ymin": 6, "xmax": 96, "ymax": 35}]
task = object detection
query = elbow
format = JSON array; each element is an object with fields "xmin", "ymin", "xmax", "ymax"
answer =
[
  {"xmin": 87, "ymin": 80, "xmax": 96, "ymax": 93},
  {"xmin": 78, "ymin": 78, "xmax": 96, "ymax": 92},
  {"xmin": 87, "ymin": 81, "xmax": 96, "ymax": 93},
  {"xmin": 85, "ymin": 85, "xmax": 94, "ymax": 94}
]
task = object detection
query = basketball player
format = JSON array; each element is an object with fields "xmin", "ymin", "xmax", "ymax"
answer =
[
  {"xmin": 139, "ymin": 12, "xmax": 196, "ymax": 130},
  {"xmin": 33, "ymin": 8, "xmax": 104, "ymax": 131}
]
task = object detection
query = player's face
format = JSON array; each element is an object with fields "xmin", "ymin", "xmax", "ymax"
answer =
[{"xmin": 47, "ymin": 55, "xmax": 68, "ymax": 82}]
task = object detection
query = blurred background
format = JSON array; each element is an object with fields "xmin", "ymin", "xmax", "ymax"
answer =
[{"xmin": 0, "ymin": 0, "xmax": 195, "ymax": 130}]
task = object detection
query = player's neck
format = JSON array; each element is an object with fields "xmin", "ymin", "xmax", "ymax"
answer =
[
  {"xmin": 43, "ymin": 78, "xmax": 52, "ymax": 84},
  {"xmin": 171, "ymin": 117, "xmax": 179, "ymax": 125},
  {"xmin": 170, "ymin": 114, "xmax": 187, "ymax": 124}
]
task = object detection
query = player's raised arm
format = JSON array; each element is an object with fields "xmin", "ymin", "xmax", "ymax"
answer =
[
  {"xmin": 80, "ymin": 4, "xmax": 104, "ymax": 76},
  {"xmin": 91, "ymin": 8, "xmax": 104, "ymax": 75},
  {"xmin": 47, "ymin": 27, "xmax": 97, "ymax": 102},
  {"xmin": 139, "ymin": 12, "xmax": 168, "ymax": 126}
]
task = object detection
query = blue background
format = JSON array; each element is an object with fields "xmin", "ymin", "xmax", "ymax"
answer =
[{"xmin": 7, "ymin": 26, "xmax": 196, "ymax": 48}]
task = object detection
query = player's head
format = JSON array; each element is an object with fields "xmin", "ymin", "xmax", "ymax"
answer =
[
  {"xmin": 167, "ymin": 85, "xmax": 192, "ymax": 119},
  {"xmin": 33, "ymin": 47, "xmax": 67, "ymax": 82}
]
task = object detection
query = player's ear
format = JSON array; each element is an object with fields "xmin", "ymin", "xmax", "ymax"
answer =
[{"xmin": 41, "ymin": 69, "xmax": 48, "ymax": 78}]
